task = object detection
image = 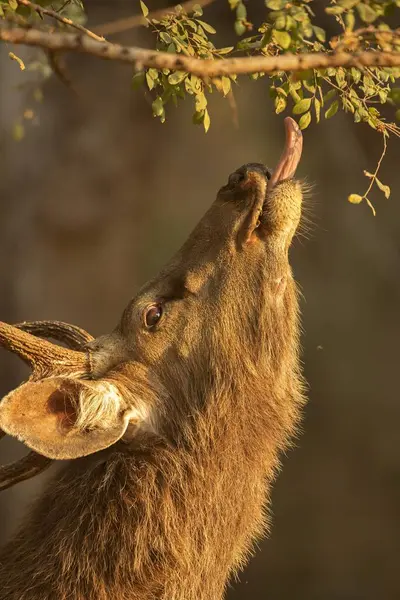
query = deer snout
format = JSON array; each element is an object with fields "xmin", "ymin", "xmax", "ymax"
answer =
[{"xmin": 86, "ymin": 333, "xmax": 128, "ymax": 378}]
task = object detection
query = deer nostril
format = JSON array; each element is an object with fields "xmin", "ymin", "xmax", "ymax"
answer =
[{"xmin": 228, "ymin": 168, "xmax": 247, "ymax": 187}]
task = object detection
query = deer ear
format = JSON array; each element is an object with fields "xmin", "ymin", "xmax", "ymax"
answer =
[{"xmin": 0, "ymin": 377, "xmax": 131, "ymax": 459}]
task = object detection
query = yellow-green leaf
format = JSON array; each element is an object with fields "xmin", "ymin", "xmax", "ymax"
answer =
[
  {"xmin": 197, "ymin": 20, "xmax": 216, "ymax": 34},
  {"xmin": 222, "ymin": 76, "xmax": 231, "ymax": 96},
  {"xmin": 325, "ymin": 100, "xmax": 339, "ymax": 119},
  {"xmin": 293, "ymin": 98, "xmax": 312, "ymax": 115},
  {"xmin": 132, "ymin": 71, "xmax": 145, "ymax": 89},
  {"xmin": 314, "ymin": 97, "xmax": 321, "ymax": 123},
  {"xmin": 375, "ymin": 178, "xmax": 390, "ymax": 198},
  {"xmin": 218, "ymin": 46, "xmax": 234, "ymax": 55},
  {"xmin": 356, "ymin": 3, "xmax": 377, "ymax": 23},
  {"xmin": 348, "ymin": 193, "xmax": 363, "ymax": 204},
  {"xmin": 168, "ymin": 71, "xmax": 187, "ymax": 85},
  {"xmin": 273, "ymin": 29, "xmax": 291, "ymax": 49},
  {"xmin": 299, "ymin": 111, "xmax": 311, "ymax": 130},
  {"xmin": 140, "ymin": 0, "xmax": 149, "ymax": 17},
  {"xmin": 234, "ymin": 20, "xmax": 246, "ymax": 36},
  {"xmin": 266, "ymin": 0, "xmax": 286, "ymax": 9},
  {"xmin": 275, "ymin": 95, "xmax": 287, "ymax": 114},
  {"xmin": 152, "ymin": 97, "xmax": 164, "ymax": 117},
  {"xmin": 313, "ymin": 26, "xmax": 326, "ymax": 43},
  {"xmin": 203, "ymin": 108, "xmax": 211, "ymax": 132},
  {"xmin": 146, "ymin": 72, "xmax": 155, "ymax": 90},
  {"xmin": 195, "ymin": 91, "xmax": 207, "ymax": 111}
]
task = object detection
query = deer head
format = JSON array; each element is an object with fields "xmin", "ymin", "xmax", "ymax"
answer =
[{"xmin": 0, "ymin": 117, "xmax": 304, "ymax": 488}]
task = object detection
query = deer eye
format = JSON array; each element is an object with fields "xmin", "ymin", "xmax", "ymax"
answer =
[{"xmin": 144, "ymin": 304, "xmax": 163, "ymax": 329}]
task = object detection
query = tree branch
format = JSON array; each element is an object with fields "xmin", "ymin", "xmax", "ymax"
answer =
[
  {"xmin": 16, "ymin": 0, "xmax": 105, "ymax": 42},
  {"xmin": 1, "ymin": 25, "xmax": 400, "ymax": 76},
  {"xmin": 94, "ymin": 0, "xmax": 216, "ymax": 37}
]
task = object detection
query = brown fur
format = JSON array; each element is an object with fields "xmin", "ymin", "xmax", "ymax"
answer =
[{"xmin": 0, "ymin": 168, "xmax": 306, "ymax": 599}]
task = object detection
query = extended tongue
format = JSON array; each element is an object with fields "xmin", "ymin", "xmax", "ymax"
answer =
[{"xmin": 268, "ymin": 117, "xmax": 303, "ymax": 190}]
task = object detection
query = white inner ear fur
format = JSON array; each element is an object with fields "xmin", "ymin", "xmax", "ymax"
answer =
[{"xmin": 74, "ymin": 381, "xmax": 152, "ymax": 433}]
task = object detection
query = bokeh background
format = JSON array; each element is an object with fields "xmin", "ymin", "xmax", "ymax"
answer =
[{"xmin": 1, "ymin": 2, "xmax": 400, "ymax": 599}]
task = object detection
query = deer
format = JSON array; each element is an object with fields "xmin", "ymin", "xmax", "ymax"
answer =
[{"xmin": 0, "ymin": 117, "xmax": 306, "ymax": 600}]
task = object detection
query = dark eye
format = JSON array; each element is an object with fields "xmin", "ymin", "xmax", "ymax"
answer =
[{"xmin": 144, "ymin": 304, "xmax": 163, "ymax": 329}]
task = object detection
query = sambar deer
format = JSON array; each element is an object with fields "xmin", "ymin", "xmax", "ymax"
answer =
[{"xmin": 0, "ymin": 117, "xmax": 306, "ymax": 600}]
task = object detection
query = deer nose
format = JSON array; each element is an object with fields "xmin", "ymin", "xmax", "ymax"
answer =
[
  {"xmin": 228, "ymin": 164, "xmax": 272, "ymax": 188},
  {"xmin": 243, "ymin": 163, "xmax": 272, "ymax": 180},
  {"xmin": 85, "ymin": 333, "xmax": 127, "ymax": 378}
]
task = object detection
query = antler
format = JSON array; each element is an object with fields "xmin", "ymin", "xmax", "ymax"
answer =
[
  {"xmin": 0, "ymin": 319, "xmax": 93, "ymax": 492},
  {"xmin": 16, "ymin": 320, "xmax": 94, "ymax": 350},
  {"xmin": 0, "ymin": 321, "xmax": 90, "ymax": 379},
  {"xmin": 0, "ymin": 451, "xmax": 52, "ymax": 492}
]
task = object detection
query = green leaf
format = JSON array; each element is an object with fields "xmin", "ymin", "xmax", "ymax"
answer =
[
  {"xmin": 218, "ymin": 46, "xmax": 234, "ymax": 55},
  {"xmin": 299, "ymin": 112, "xmax": 311, "ymax": 130},
  {"xmin": 222, "ymin": 76, "xmax": 231, "ymax": 96},
  {"xmin": 266, "ymin": 0, "xmax": 286, "ymax": 9},
  {"xmin": 351, "ymin": 68, "xmax": 361, "ymax": 84},
  {"xmin": 389, "ymin": 88, "xmax": 400, "ymax": 104},
  {"xmin": 313, "ymin": 26, "xmax": 326, "ymax": 43},
  {"xmin": 236, "ymin": 2, "xmax": 246, "ymax": 19},
  {"xmin": 168, "ymin": 71, "xmax": 187, "ymax": 85},
  {"xmin": 356, "ymin": 3, "xmax": 378, "ymax": 23},
  {"xmin": 314, "ymin": 97, "xmax": 321, "ymax": 123},
  {"xmin": 275, "ymin": 95, "xmax": 287, "ymax": 114},
  {"xmin": 345, "ymin": 11, "xmax": 355, "ymax": 31},
  {"xmin": 196, "ymin": 20, "xmax": 217, "ymax": 34},
  {"xmin": 338, "ymin": 0, "xmax": 359, "ymax": 8},
  {"xmin": 273, "ymin": 29, "xmax": 291, "ymax": 49},
  {"xmin": 152, "ymin": 96, "xmax": 164, "ymax": 117},
  {"xmin": 325, "ymin": 99, "xmax": 339, "ymax": 119},
  {"xmin": 132, "ymin": 71, "xmax": 145, "ymax": 89},
  {"xmin": 146, "ymin": 72, "xmax": 156, "ymax": 90},
  {"xmin": 348, "ymin": 194, "xmax": 363, "ymax": 204},
  {"xmin": 193, "ymin": 110, "xmax": 205, "ymax": 125},
  {"xmin": 203, "ymin": 108, "xmax": 211, "ymax": 132},
  {"xmin": 234, "ymin": 20, "xmax": 246, "ymax": 36},
  {"xmin": 140, "ymin": 0, "xmax": 149, "ymax": 18},
  {"xmin": 375, "ymin": 178, "xmax": 390, "ymax": 198},
  {"xmin": 396, "ymin": 108, "xmax": 400, "ymax": 121},
  {"xmin": 293, "ymin": 98, "xmax": 312, "ymax": 114},
  {"xmin": 323, "ymin": 89, "xmax": 336, "ymax": 104},
  {"xmin": 159, "ymin": 32, "xmax": 172, "ymax": 44},
  {"xmin": 195, "ymin": 91, "xmax": 207, "ymax": 111},
  {"xmin": 192, "ymin": 4, "xmax": 203, "ymax": 17}
]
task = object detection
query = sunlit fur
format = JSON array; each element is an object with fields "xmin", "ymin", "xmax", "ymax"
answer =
[{"xmin": 0, "ymin": 171, "xmax": 307, "ymax": 600}]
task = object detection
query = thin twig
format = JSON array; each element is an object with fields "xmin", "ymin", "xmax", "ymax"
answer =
[
  {"xmin": 16, "ymin": 0, "xmax": 105, "ymax": 42},
  {"xmin": 361, "ymin": 133, "xmax": 388, "ymax": 215},
  {"xmin": 1, "ymin": 25, "xmax": 400, "ymax": 76},
  {"xmin": 95, "ymin": 0, "xmax": 216, "ymax": 37}
]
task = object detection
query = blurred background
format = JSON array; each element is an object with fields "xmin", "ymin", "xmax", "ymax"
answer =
[{"xmin": 1, "ymin": 2, "xmax": 400, "ymax": 599}]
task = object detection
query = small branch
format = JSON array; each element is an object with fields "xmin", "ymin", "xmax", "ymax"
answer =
[
  {"xmin": 16, "ymin": 0, "xmax": 105, "ymax": 42},
  {"xmin": 362, "ymin": 133, "xmax": 388, "ymax": 215},
  {"xmin": 94, "ymin": 0, "xmax": 216, "ymax": 37},
  {"xmin": 1, "ymin": 25, "xmax": 400, "ymax": 75}
]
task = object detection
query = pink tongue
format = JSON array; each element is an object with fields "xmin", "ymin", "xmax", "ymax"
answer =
[{"xmin": 268, "ymin": 117, "xmax": 303, "ymax": 189}]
